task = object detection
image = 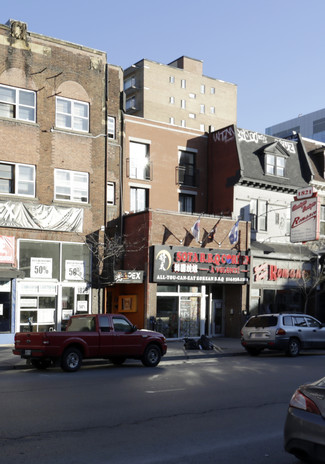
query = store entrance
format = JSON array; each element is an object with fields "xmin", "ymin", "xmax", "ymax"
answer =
[{"xmin": 208, "ymin": 286, "xmax": 225, "ymax": 336}]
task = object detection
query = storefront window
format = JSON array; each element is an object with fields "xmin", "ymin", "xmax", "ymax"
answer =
[
  {"xmin": 0, "ymin": 281, "xmax": 11, "ymax": 332},
  {"xmin": 156, "ymin": 296, "xmax": 179, "ymax": 338},
  {"xmin": 19, "ymin": 294, "xmax": 56, "ymax": 332},
  {"xmin": 179, "ymin": 296, "xmax": 200, "ymax": 337},
  {"xmin": 19, "ymin": 241, "xmax": 60, "ymax": 279},
  {"xmin": 62, "ymin": 243, "xmax": 91, "ymax": 282},
  {"xmin": 156, "ymin": 285, "xmax": 202, "ymax": 338}
]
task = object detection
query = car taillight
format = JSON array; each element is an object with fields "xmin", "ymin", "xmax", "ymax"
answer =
[
  {"xmin": 289, "ymin": 389, "xmax": 321, "ymax": 415},
  {"xmin": 276, "ymin": 328, "xmax": 286, "ymax": 335}
]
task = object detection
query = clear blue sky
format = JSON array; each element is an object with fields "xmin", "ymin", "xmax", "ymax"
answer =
[{"xmin": 1, "ymin": 0, "xmax": 323, "ymax": 133}]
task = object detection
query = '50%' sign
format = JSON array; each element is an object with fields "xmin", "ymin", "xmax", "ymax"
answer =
[{"xmin": 65, "ymin": 260, "xmax": 84, "ymax": 281}]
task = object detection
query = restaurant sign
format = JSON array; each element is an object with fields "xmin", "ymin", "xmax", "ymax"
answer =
[{"xmin": 152, "ymin": 245, "xmax": 249, "ymax": 284}]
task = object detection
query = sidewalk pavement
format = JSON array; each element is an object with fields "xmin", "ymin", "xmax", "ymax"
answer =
[{"xmin": 0, "ymin": 337, "xmax": 246, "ymax": 371}]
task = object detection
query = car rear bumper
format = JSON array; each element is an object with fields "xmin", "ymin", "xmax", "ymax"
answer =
[
  {"xmin": 241, "ymin": 337, "xmax": 289, "ymax": 351},
  {"xmin": 13, "ymin": 348, "xmax": 45, "ymax": 359},
  {"xmin": 284, "ymin": 407, "xmax": 325, "ymax": 462}
]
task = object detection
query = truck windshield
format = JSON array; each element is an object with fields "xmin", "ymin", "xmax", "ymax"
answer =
[{"xmin": 66, "ymin": 317, "xmax": 96, "ymax": 332}]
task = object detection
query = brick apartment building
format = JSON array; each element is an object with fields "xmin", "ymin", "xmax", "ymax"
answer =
[
  {"xmin": 107, "ymin": 115, "xmax": 250, "ymax": 338},
  {"xmin": 0, "ymin": 20, "xmax": 122, "ymax": 344}
]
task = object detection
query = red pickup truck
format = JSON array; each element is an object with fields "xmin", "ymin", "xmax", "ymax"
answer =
[{"xmin": 13, "ymin": 314, "xmax": 167, "ymax": 372}]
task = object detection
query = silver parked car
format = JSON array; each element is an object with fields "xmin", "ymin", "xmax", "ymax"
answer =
[
  {"xmin": 241, "ymin": 313, "xmax": 325, "ymax": 356},
  {"xmin": 284, "ymin": 377, "xmax": 325, "ymax": 462}
]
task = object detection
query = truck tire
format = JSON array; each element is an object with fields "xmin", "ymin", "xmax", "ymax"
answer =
[
  {"xmin": 61, "ymin": 347, "xmax": 82, "ymax": 372},
  {"xmin": 141, "ymin": 344, "xmax": 161, "ymax": 367}
]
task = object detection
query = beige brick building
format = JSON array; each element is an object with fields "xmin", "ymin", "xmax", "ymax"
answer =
[{"xmin": 123, "ymin": 56, "xmax": 237, "ymax": 132}]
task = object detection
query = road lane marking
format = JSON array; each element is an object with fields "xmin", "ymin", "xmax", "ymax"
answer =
[{"xmin": 146, "ymin": 388, "xmax": 185, "ymax": 394}]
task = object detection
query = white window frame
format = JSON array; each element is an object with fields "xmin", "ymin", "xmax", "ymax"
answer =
[
  {"xmin": 54, "ymin": 169, "xmax": 89, "ymax": 203},
  {"xmin": 210, "ymin": 87, "xmax": 215, "ymax": 94},
  {"xmin": 169, "ymin": 76, "xmax": 175, "ymax": 84},
  {"xmin": 189, "ymin": 93, "xmax": 196, "ymax": 99},
  {"xmin": 189, "ymin": 113, "xmax": 196, "ymax": 119},
  {"xmin": 200, "ymin": 104, "xmax": 205, "ymax": 114},
  {"xmin": 107, "ymin": 116, "xmax": 116, "ymax": 139},
  {"xmin": 169, "ymin": 96, "xmax": 175, "ymax": 104},
  {"xmin": 0, "ymin": 84, "xmax": 36, "ymax": 122},
  {"xmin": 56, "ymin": 97, "xmax": 89, "ymax": 133},
  {"xmin": 169, "ymin": 117, "xmax": 175, "ymax": 125},
  {"xmin": 210, "ymin": 106, "xmax": 215, "ymax": 114},
  {"xmin": 129, "ymin": 141, "xmax": 150, "ymax": 180},
  {"xmin": 181, "ymin": 120, "xmax": 186, "ymax": 127},
  {"xmin": 181, "ymin": 99, "xmax": 186, "ymax": 109},
  {"xmin": 130, "ymin": 186, "xmax": 149, "ymax": 212},
  {"xmin": 200, "ymin": 84, "xmax": 205, "ymax": 94},
  {"xmin": 181, "ymin": 79, "xmax": 186, "ymax": 89},
  {"xmin": 266, "ymin": 154, "xmax": 285, "ymax": 177},
  {"xmin": 0, "ymin": 161, "xmax": 35, "ymax": 197},
  {"xmin": 107, "ymin": 182, "xmax": 115, "ymax": 205}
]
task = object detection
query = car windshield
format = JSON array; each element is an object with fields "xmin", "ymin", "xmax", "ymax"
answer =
[{"xmin": 245, "ymin": 316, "xmax": 278, "ymax": 328}]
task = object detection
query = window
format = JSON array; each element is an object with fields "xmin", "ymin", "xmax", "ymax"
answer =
[
  {"xmin": 129, "ymin": 141, "xmax": 150, "ymax": 180},
  {"xmin": 107, "ymin": 182, "xmax": 115, "ymax": 205},
  {"xmin": 124, "ymin": 76, "xmax": 135, "ymax": 90},
  {"xmin": 313, "ymin": 118, "xmax": 325, "ymax": 134},
  {"xmin": 0, "ymin": 162, "xmax": 35, "ymax": 196},
  {"xmin": 0, "ymin": 84, "xmax": 36, "ymax": 122},
  {"xmin": 320, "ymin": 205, "xmax": 325, "ymax": 235},
  {"xmin": 200, "ymin": 124, "xmax": 205, "ymax": 132},
  {"xmin": 189, "ymin": 93, "xmax": 196, "ymax": 99},
  {"xmin": 169, "ymin": 96, "xmax": 175, "ymax": 104},
  {"xmin": 181, "ymin": 99, "xmax": 186, "ymax": 109},
  {"xmin": 210, "ymin": 106, "xmax": 215, "ymax": 114},
  {"xmin": 55, "ymin": 169, "xmax": 88, "ymax": 203},
  {"xmin": 130, "ymin": 187, "xmax": 149, "ymax": 212},
  {"xmin": 107, "ymin": 116, "xmax": 116, "ymax": 139},
  {"xmin": 126, "ymin": 96, "xmax": 136, "ymax": 110},
  {"xmin": 200, "ymin": 104, "xmax": 205, "ymax": 114},
  {"xmin": 210, "ymin": 87, "xmax": 215, "ymax": 94},
  {"xmin": 189, "ymin": 113, "xmax": 196, "ymax": 119},
  {"xmin": 266, "ymin": 154, "xmax": 285, "ymax": 177},
  {"xmin": 169, "ymin": 117, "xmax": 175, "ymax": 125},
  {"xmin": 169, "ymin": 76, "xmax": 175, "ymax": 84},
  {"xmin": 179, "ymin": 193, "xmax": 194, "ymax": 213},
  {"xmin": 181, "ymin": 120, "xmax": 186, "ymax": 128},
  {"xmin": 200, "ymin": 84, "xmax": 205, "ymax": 94},
  {"xmin": 250, "ymin": 199, "xmax": 268, "ymax": 232},
  {"xmin": 56, "ymin": 97, "xmax": 89, "ymax": 132},
  {"xmin": 178, "ymin": 150, "xmax": 196, "ymax": 187},
  {"xmin": 181, "ymin": 79, "xmax": 186, "ymax": 89}
]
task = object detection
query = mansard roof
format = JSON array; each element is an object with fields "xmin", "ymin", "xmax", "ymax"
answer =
[{"xmin": 235, "ymin": 127, "xmax": 311, "ymax": 191}]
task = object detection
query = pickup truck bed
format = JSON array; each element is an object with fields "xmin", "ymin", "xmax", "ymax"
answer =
[{"xmin": 13, "ymin": 313, "xmax": 167, "ymax": 372}]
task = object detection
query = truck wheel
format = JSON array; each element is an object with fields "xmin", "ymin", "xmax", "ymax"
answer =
[
  {"xmin": 109, "ymin": 357, "xmax": 126, "ymax": 366},
  {"xmin": 61, "ymin": 347, "xmax": 82, "ymax": 372},
  {"xmin": 286, "ymin": 338, "xmax": 300, "ymax": 357},
  {"xmin": 142, "ymin": 344, "xmax": 161, "ymax": 367},
  {"xmin": 31, "ymin": 359, "xmax": 51, "ymax": 370}
]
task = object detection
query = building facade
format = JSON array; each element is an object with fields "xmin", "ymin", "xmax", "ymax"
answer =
[
  {"xmin": 123, "ymin": 56, "xmax": 237, "ymax": 133},
  {"xmin": 208, "ymin": 125, "xmax": 315, "ymax": 317},
  {"xmin": 0, "ymin": 20, "xmax": 122, "ymax": 344},
  {"xmin": 266, "ymin": 108, "xmax": 325, "ymax": 143}
]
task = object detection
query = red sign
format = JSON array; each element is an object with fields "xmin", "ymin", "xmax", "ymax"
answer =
[{"xmin": 0, "ymin": 236, "xmax": 15, "ymax": 264}]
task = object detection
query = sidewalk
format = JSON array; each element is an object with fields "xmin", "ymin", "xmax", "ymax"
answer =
[{"xmin": 0, "ymin": 337, "xmax": 246, "ymax": 371}]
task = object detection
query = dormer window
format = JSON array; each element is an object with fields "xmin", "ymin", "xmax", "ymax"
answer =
[{"xmin": 266, "ymin": 154, "xmax": 285, "ymax": 176}]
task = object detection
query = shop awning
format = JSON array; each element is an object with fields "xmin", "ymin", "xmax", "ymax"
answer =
[{"xmin": 0, "ymin": 266, "xmax": 25, "ymax": 279}]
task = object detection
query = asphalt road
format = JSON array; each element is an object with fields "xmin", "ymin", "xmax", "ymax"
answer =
[{"xmin": 0, "ymin": 353, "xmax": 323, "ymax": 464}]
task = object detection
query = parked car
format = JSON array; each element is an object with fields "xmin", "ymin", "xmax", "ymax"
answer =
[
  {"xmin": 241, "ymin": 313, "xmax": 325, "ymax": 356},
  {"xmin": 13, "ymin": 314, "xmax": 167, "ymax": 372},
  {"xmin": 284, "ymin": 377, "xmax": 325, "ymax": 462}
]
